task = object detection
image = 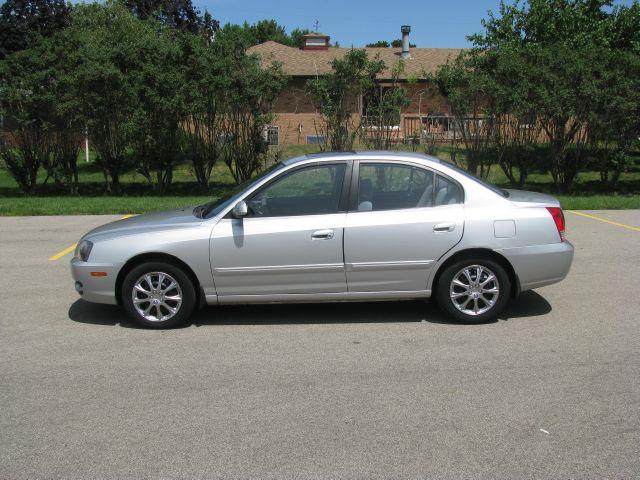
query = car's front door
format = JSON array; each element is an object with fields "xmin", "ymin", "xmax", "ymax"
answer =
[
  {"xmin": 211, "ymin": 162, "xmax": 350, "ymax": 297},
  {"xmin": 344, "ymin": 161, "xmax": 464, "ymax": 293}
]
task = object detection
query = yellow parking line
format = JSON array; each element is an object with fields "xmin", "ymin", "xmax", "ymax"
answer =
[
  {"xmin": 49, "ymin": 243, "xmax": 77, "ymax": 261},
  {"xmin": 567, "ymin": 210, "xmax": 640, "ymax": 232},
  {"xmin": 49, "ymin": 214, "xmax": 135, "ymax": 261}
]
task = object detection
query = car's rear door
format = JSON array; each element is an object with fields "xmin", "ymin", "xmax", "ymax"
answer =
[
  {"xmin": 210, "ymin": 161, "xmax": 351, "ymax": 297},
  {"xmin": 344, "ymin": 160, "xmax": 464, "ymax": 293}
]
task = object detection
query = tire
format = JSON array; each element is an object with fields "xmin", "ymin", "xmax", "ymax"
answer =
[
  {"xmin": 122, "ymin": 261, "xmax": 196, "ymax": 328},
  {"xmin": 436, "ymin": 258, "xmax": 511, "ymax": 324}
]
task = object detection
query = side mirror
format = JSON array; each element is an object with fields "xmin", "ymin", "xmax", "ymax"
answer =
[{"xmin": 232, "ymin": 200, "xmax": 248, "ymax": 218}]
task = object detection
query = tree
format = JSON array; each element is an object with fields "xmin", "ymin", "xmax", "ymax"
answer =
[
  {"xmin": 467, "ymin": 0, "xmax": 640, "ymax": 193},
  {"xmin": 366, "ymin": 40, "xmax": 416, "ymax": 48},
  {"xmin": 250, "ymin": 19, "xmax": 289, "ymax": 44},
  {"xmin": 70, "ymin": 1, "xmax": 142, "ymax": 194},
  {"xmin": 216, "ymin": 20, "xmax": 311, "ymax": 48},
  {"xmin": 360, "ymin": 61, "xmax": 411, "ymax": 149},
  {"xmin": 129, "ymin": 23, "xmax": 190, "ymax": 194},
  {"xmin": 0, "ymin": 0, "xmax": 70, "ymax": 58},
  {"xmin": 366, "ymin": 40, "xmax": 390, "ymax": 48},
  {"xmin": 307, "ymin": 49, "xmax": 385, "ymax": 151},
  {"xmin": 180, "ymin": 25, "xmax": 287, "ymax": 189},
  {"xmin": 289, "ymin": 28, "xmax": 312, "ymax": 48},
  {"xmin": 431, "ymin": 52, "xmax": 500, "ymax": 178},
  {"xmin": 0, "ymin": 46, "xmax": 52, "ymax": 193},
  {"xmin": 123, "ymin": 0, "xmax": 202, "ymax": 33},
  {"xmin": 0, "ymin": 29, "xmax": 82, "ymax": 194},
  {"xmin": 585, "ymin": 3, "xmax": 640, "ymax": 189},
  {"xmin": 390, "ymin": 39, "xmax": 416, "ymax": 48},
  {"xmin": 587, "ymin": 48, "xmax": 640, "ymax": 189},
  {"xmin": 181, "ymin": 36, "xmax": 226, "ymax": 191},
  {"xmin": 43, "ymin": 29, "xmax": 84, "ymax": 193},
  {"xmin": 201, "ymin": 10, "xmax": 219, "ymax": 43},
  {"xmin": 71, "ymin": 1, "xmax": 201, "ymax": 194},
  {"xmin": 215, "ymin": 28, "xmax": 286, "ymax": 183}
]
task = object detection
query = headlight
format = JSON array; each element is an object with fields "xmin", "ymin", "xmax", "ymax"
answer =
[{"xmin": 75, "ymin": 240, "xmax": 93, "ymax": 262}]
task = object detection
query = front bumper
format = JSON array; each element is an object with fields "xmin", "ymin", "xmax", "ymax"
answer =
[
  {"xmin": 70, "ymin": 257, "xmax": 121, "ymax": 305},
  {"xmin": 495, "ymin": 240, "xmax": 574, "ymax": 291}
]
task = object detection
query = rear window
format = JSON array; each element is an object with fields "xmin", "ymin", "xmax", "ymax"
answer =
[{"xmin": 442, "ymin": 161, "xmax": 509, "ymax": 198}]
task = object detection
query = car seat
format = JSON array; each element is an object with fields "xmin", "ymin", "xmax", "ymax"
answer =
[
  {"xmin": 417, "ymin": 184, "xmax": 434, "ymax": 207},
  {"xmin": 358, "ymin": 178, "xmax": 374, "ymax": 211}
]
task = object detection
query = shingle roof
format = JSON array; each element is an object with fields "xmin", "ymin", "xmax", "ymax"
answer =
[{"xmin": 247, "ymin": 41, "xmax": 462, "ymax": 80}]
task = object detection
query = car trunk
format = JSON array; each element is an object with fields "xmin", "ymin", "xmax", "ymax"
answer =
[{"xmin": 504, "ymin": 189, "xmax": 561, "ymax": 208}]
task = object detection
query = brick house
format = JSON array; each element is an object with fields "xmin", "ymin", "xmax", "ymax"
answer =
[{"xmin": 247, "ymin": 27, "xmax": 462, "ymax": 146}]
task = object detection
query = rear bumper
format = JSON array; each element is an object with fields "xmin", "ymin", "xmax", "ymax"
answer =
[
  {"xmin": 495, "ymin": 241, "xmax": 574, "ymax": 291},
  {"xmin": 70, "ymin": 257, "xmax": 120, "ymax": 305}
]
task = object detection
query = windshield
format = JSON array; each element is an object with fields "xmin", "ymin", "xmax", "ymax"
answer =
[
  {"xmin": 194, "ymin": 162, "xmax": 285, "ymax": 219},
  {"xmin": 441, "ymin": 161, "xmax": 509, "ymax": 198}
]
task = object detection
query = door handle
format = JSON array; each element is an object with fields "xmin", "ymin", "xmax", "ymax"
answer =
[
  {"xmin": 433, "ymin": 223, "xmax": 455, "ymax": 233},
  {"xmin": 312, "ymin": 229, "xmax": 334, "ymax": 239}
]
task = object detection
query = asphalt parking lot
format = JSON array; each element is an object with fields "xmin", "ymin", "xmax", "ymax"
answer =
[{"xmin": 1, "ymin": 210, "xmax": 639, "ymax": 479}]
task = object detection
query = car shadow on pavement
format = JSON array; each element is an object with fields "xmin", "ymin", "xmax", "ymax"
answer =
[{"xmin": 68, "ymin": 290, "xmax": 551, "ymax": 329}]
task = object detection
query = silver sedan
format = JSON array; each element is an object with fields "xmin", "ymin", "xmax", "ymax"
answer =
[{"xmin": 71, "ymin": 151, "xmax": 574, "ymax": 327}]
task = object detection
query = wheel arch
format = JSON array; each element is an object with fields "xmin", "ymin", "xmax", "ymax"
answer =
[
  {"xmin": 431, "ymin": 248, "xmax": 521, "ymax": 298},
  {"xmin": 115, "ymin": 252, "xmax": 203, "ymax": 306}
]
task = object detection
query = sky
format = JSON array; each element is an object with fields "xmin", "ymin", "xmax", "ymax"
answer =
[{"xmin": 197, "ymin": 0, "xmax": 636, "ymax": 48}]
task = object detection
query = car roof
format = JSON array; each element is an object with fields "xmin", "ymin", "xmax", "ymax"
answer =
[{"xmin": 281, "ymin": 150, "xmax": 442, "ymax": 166}]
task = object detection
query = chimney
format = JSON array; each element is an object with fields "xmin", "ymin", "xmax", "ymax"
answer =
[
  {"xmin": 302, "ymin": 33, "xmax": 330, "ymax": 50},
  {"xmin": 401, "ymin": 25, "xmax": 411, "ymax": 59}
]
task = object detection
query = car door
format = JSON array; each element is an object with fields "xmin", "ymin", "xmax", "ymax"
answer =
[
  {"xmin": 210, "ymin": 162, "xmax": 350, "ymax": 297},
  {"xmin": 344, "ymin": 161, "xmax": 464, "ymax": 293}
]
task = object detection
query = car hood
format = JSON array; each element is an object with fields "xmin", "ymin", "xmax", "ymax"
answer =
[
  {"xmin": 505, "ymin": 189, "xmax": 560, "ymax": 207},
  {"xmin": 83, "ymin": 207, "xmax": 202, "ymax": 241}
]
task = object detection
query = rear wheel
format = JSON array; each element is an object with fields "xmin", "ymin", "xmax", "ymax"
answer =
[
  {"xmin": 122, "ymin": 262, "xmax": 196, "ymax": 328},
  {"xmin": 436, "ymin": 258, "xmax": 510, "ymax": 323}
]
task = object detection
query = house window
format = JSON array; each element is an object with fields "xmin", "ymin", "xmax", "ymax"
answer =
[
  {"xmin": 306, "ymin": 135, "xmax": 326, "ymax": 145},
  {"xmin": 263, "ymin": 126, "xmax": 279, "ymax": 146},
  {"xmin": 305, "ymin": 38, "xmax": 327, "ymax": 47}
]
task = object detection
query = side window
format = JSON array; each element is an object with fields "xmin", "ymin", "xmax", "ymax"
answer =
[
  {"xmin": 248, "ymin": 164, "xmax": 346, "ymax": 217},
  {"xmin": 356, "ymin": 163, "xmax": 434, "ymax": 212},
  {"xmin": 434, "ymin": 175, "xmax": 463, "ymax": 206}
]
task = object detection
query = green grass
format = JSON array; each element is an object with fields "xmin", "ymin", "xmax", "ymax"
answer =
[
  {"xmin": 0, "ymin": 196, "xmax": 212, "ymax": 216},
  {"xmin": 556, "ymin": 195, "xmax": 640, "ymax": 210},
  {"xmin": 1, "ymin": 144, "xmax": 639, "ymax": 215}
]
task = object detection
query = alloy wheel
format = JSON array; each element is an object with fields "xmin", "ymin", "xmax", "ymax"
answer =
[
  {"xmin": 132, "ymin": 272, "xmax": 183, "ymax": 322},
  {"xmin": 449, "ymin": 264, "xmax": 500, "ymax": 316}
]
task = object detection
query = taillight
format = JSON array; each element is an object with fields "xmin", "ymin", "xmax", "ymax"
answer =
[{"xmin": 546, "ymin": 207, "xmax": 566, "ymax": 242}]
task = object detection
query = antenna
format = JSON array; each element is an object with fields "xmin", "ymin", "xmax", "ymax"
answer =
[{"xmin": 313, "ymin": 19, "xmax": 320, "ymax": 32}]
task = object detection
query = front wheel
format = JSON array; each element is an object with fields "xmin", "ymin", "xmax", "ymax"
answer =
[
  {"xmin": 122, "ymin": 262, "xmax": 196, "ymax": 328},
  {"xmin": 436, "ymin": 259, "xmax": 510, "ymax": 323}
]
